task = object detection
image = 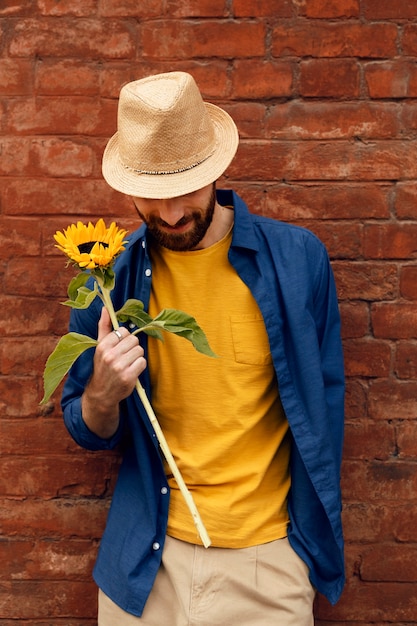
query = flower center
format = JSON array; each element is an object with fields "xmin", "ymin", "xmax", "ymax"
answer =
[{"xmin": 78, "ymin": 241, "xmax": 109, "ymax": 254}]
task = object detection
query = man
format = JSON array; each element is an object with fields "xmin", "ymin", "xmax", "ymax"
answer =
[{"xmin": 62, "ymin": 71, "xmax": 345, "ymax": 625}]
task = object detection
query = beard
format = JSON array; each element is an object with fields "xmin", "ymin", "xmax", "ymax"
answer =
[{"xmin": 138, "ymin": 184, "xmax": 216, "ymax": 252}]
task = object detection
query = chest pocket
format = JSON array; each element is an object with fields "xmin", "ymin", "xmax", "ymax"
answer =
[{"xmin": 230, "ymin": 313, "xmax": 273, "ymax": 366}]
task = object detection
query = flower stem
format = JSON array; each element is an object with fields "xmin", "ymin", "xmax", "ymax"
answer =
[{"xmin": 99, "ymin": 285, "xmax": 211, "ymax": 548}]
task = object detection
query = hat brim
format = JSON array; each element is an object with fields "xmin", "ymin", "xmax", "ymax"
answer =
[{"xmin": 102, "ymin": 103, "xmax": 239, "ymax": 199}]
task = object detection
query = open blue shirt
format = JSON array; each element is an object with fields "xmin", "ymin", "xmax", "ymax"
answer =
[{"xmin": 62, "ymin": 189, "xmax": 345, "ymax": 615}]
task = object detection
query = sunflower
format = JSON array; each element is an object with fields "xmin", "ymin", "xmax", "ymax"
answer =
[{"xmin": 54, "ymin": 219, "xmax": 128, "ymax": 270}]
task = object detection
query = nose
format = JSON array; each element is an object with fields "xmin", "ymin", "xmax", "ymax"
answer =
[{"xmin": 157, "ymin": 198, "xmax": 185, "ymax": 225}]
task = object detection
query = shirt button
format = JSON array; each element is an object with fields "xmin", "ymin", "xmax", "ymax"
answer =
[
  {"xmin": 145, "ymin": 268, "xmax": 151, "ymax": 277},
  {"xmin": 152, "ymin": 542, "xmax": 160, "ymax": 551},
  {"xmin": 161, "ymin": 487, "xmax": 168, "ymax": 495},
  {"xmin": 142, "ymin": 240, "xmax": 146, "ymax": 248}
]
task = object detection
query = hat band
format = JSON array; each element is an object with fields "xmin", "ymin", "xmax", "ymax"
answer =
[{"xmin": 121, "ymin": 150, "xmax": 214, "ymax": 176}]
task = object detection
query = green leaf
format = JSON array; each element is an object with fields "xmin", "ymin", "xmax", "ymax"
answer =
[
  {"xmin": 40, "ymin": 332, "xmax": 98, "ymax": 404},
  {"xmin": 116, "ymin": 299, "xmax": 163, "ymax": 340},
  {"xmin": 67, "ymin": 272, "xmax": 90, "ymax": 301},
  {"xmin": 144, "ymin": 309, "xmax": 217, "ymax": 357},
  {"xmin": 62, "ymin": 283, "xmax": 99, "ymax": 309}
]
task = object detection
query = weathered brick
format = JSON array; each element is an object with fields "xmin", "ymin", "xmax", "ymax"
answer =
[
  {"xmin": 364, "ymin": 223, "xmax": 417, "ymax": 259},
  {"xmin": 37, "ymin": 0, "xmax": 96, "ymax": 16},
  {"xmin": 364, "ymin": 61, "xmax": 417, "ymax": 98},
  {"xmin": 363, "ymin": 0, "xmax": 417, "ymax": 20},
  {"xmin": 368, "ymin": 379, "xmax": 417, "ymax": 420},
  {"xmin": 6, "ymin": 97, "xmax": 116, "ymax": 136},
  {"xmin": 0, "ymin": 580, "xmax": 97, "ymax": 619},
  {"xmin": 343, "ymin": 338, "xmax": 391, "ymax": 378},
  {"xmin": 396, "ymin": 419, "xmax": 417, "ymax": 458},
  {"xmin": 233, "ymin": 0, "xmax": 293, "ymax": 17},
  {"xmin": 332, "ymin": 261, "xmax": 398, "ymax": 301},
  {"xmin": 300, "ymin": 59, "xmax": 360, "ymax": 98},
  {"xmin": 340, "ymin": 301, "xmax": 370, "ymax": 339},
  {"xmin": 272, "ymin": 22, "xmax": 398, "ymax": 58},
  {"xmin": 231, "ymin": 60, "xmax": 293, "ymax": 99},
  {"xmin": 403, "ymin": 24, "xmax": 417, "ymax": 56},
  {"xmin": 394, "ymin": 341, "xmax": 417, "ymax": 379},
  {"xmin": 302, "ymin": 0, "xmax": 359, "ymax": 18},
  {"xmin": 99, "ymin": 0, "xmax": 164, "ymax": 17},
  {"xmin": 140, "ymin": 20, "xmax": 266, "ymax": 58},
  {"xmin": 9, "ymin": 19, "xmax": 136, "ymax": 59},
  {"xmin": 343, "ymin": 420, "xmax": 396, "ymax": 460},
  {"xmin": 400, "ymin": 265, "xmax": 417, "ymax": 300},
  {"xmin": 0, "ymin": 59, "xmax": 33, "ymax": 95},
  {"xmin": 395, "ymin": 182, "xmax": 417, "ymax": 219},
  {"xmin": 35, "ymin": 60, "xmax": 100, "ymax": 95},
  {"xmin": 372, "ymin": 303, "xmax": 417, "ymax": 339},
  {"xmin": 0, "ymin": 539, "xmax": 98, "ymax": 580},
  {"xmin": 0, "ymin": 497, "xmax": 109, "ymax": 539},
  {"xmin": 268, "ymin": 102, "xmax": 402, "ymax": 139}
]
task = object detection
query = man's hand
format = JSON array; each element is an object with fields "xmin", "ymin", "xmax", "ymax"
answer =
[{"xmin": 81, "ymin": 307, "xmax": 147, "ymax": 439}]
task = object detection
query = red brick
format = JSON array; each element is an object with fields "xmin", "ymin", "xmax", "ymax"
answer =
[
  {"xmin": 231, "ymin": 140, "xmax": 417, "ymax": 183},
  {"xmin": 343, "ymin": 420, "xmax": 396, "ymax": 460},
  {"xmin": 37, "ymin": 0, "xmax": 96, "ymax": 15},
  {"xmin": 7, "ymin": 97, "xmax": 116, "ymax": 136},
  {"xmin": 0, "ymin": 138, "xmax": 30, "ymax": 175},
  {"xmin": 226, "ymin": 102, "xmax": 265, "ymax": 138},
  {"xmin": 165, "ymin": 0, "xmax": 228, "ymax": 17},
  {"xmin": 297, "ymin": 222, "xmax": 363, "ymax": 260},
  {"xmin": 9, "ymin": 19, "xmax": 136, "ymax": 59},
  {"xmin": 0, "ymin": 1, "xmax": 33, "ymax": 17},
  {"xmin": 3, "ymin": 179, "xmax": 132, "ymax": 216},
  {"xmin": 343, "ymin": 338, "xmax": 391, "ymax": 377},
  {"xmin": 372, "ymin": 303, "xmax": 417, "ymax": 339},
  {"xmin": 99, "ymin": 0, "xmax": 164, "ymax": 17},
  {"xmin": 332, "ymin": 261, "xmax": 397, "ymax": 301},
  {"xmin": 342, "ymin": 502, "xmax": 417, "ymax": 543},
  {"xmin": 368, "ymin": 379, "xmax": 417, "ymax": 419},
  {"xmin": 231, "ymin": 60, "xmax": 293, "ymax": 99},
  {"xmin": 364, "ymin": 61, "xmax": 417, "ymax": 98},
  {"xmin": 141, "ymin": 20, "xmax": 266, "ymax": 58},
  {"xmin": 361, "ymin": 544, "xmax": 417, "ymax": 582},
  {"xmin": 0, "ymin": 296, "xmax": 70, "ymax": 337},
  {"xmin": 0, "ymin": 539, "xmax": 97, "ymax": 580},
  {"xmin": 262, "ymin": 183, "xmax": 390, "ymax": 219},
  {"xmin": 268, "ymin": 102, "xmax": 401, "ymax": 139},
  {"xmin": 0, "ymin": 417, "xmax": 80, "ymax": 455},
  {"xmin": 35, "ymin": 60, "xmax": 100, "ymax": 95},
  {"xmin": 0, "ymin": 497, "xmax": 109, "ymax": 539},
  {"xmin": 233, "ymin": 0, "xmax": 293, "ymax": 17},
  {"xmin": 4, "ymin": 257, "xmax": 71, "ymax": 296},
  {"xmin": 0, "ymin": 455, "xmax": 118, "ymax": 497},
  {"xmin": 0, "ymin": 338, "xmax": 58, "ymax": 375},
  {"xmin": 272, "ymin": 22, "xmax": 398, "ymax": 58},
  {"xmin": 315, "ymin": 578, "xmax": 417, "ymax": 621},
  {"xmin": 395, "ymin": 182, "xmax": 417, "ymax": 219},
  {"xmin": 302, "ymin": 0, "xmax": 359, "ymax": 18},
  {"xmin": 0, "ymin": 217, "xmax": 41, "ymax": 258},
  {"xmin": 345, "ymin": 380, "xmax": 368, "ymax": 420},
  {"xmin": 400, "ymin": 265, "xmax": 417, "ymax": 300},
  {"xmin": 0, "ymin": 58, "xmax": 33, "ymax": 95},
  {"xmin": 364, "ymin": 223, "xmax": 417, "ymax": 259},
  {"xmin": 395, "ymin": 341, "xmax": 417, "ymax": 379},
  {"xmin": 342, "ymin": 459, "xmax": 417, "ymax": 503},
  {"xmin": 396, "ymin": 419, "xmax": 417, "ymax": 458},
  {"xmin": 0, "ymin": 580, "xmax": 97, "ymax": 619},
  {"xmin": 363, "ymin": 0, "xmax": 417, "ymax": 19},
  {"xmin": 340, "ymin": 302, "xmax": 369, "ymax": 339},
  {"xmin": 402, "ymin": 24, "xmax": 417, "ymax": 56},
  {"xmin": 300, "ymin": 59, "xmax": 360, "ymax": 98}
]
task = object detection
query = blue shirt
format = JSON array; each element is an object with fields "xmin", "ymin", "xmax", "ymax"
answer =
[{"xmin": 62, "ymin": 189, "xmax": 345, "ymax": 615}]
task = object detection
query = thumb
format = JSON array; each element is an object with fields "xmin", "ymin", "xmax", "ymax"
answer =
[{"xmin": 97, "ymin": 306, "xmax": 113, "ymax": 342}]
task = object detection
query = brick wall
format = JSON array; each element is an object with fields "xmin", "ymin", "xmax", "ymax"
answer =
[{"xmin": 1, "ymin": 1, "xmax": 417, "ymax": 624}]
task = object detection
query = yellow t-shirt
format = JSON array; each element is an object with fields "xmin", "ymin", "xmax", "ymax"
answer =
[{"xmin": 147, "ymin": 227, "xmax": 291, "ymax": 548}]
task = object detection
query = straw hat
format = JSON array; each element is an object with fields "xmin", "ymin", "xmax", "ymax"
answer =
[{"xmin": 102, "ymin": 71, "xmax": 239, "ymax": 199}]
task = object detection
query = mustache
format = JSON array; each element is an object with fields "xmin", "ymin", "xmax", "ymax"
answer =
[{"xmin": 148, "ymin": 214, "xmax": 195, "ymax": 228}]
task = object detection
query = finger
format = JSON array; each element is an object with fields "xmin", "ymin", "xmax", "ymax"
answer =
[{"xmin": 97, "ymin": 307, "xmax": 113, "ymax": 342}]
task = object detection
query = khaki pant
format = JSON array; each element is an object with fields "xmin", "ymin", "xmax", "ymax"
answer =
[{"xmin": 98, "ymin": 536, "xmax": 315, "ymax": 626}]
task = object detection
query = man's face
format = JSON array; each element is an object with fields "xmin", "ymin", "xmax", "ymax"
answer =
[{"xmin": 131, "ymin": 183, "xmax": 216, "ymax": 252}]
